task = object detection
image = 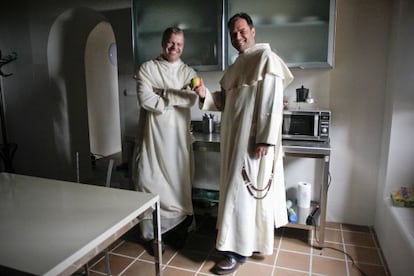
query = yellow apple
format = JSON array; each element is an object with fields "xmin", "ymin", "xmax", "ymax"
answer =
[{"xmin": 191, "ymin": 77, "xmax": 202, "ymax": 89}]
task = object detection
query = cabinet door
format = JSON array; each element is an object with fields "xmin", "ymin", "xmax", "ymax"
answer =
[
  {"xmin": 227, "ymin": 0, "xmax": 336, "ymax": 68},
  {"xmin": 132, "ymin": 0, "xmax": 225, "ymax": 71}
]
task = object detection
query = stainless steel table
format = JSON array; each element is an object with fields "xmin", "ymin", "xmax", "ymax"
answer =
[
  {"xmin": 282, "ymin": 140, "xmax": 331, "ymax": 248},
  {"xmin": 0, "ymin": 173, "xmax": 162, "ymax": 276}
]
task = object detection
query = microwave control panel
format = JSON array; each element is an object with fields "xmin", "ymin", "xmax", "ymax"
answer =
[{"xmin": 319, "ymin": 111, "xmax": 330, "ymax": 139}]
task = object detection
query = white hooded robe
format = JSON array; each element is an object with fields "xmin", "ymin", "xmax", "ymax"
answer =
[
  {"xmin": 132, "ymin": 56, "xmax": 197, "ymax": 239},
  {"xmin": 202, "ymin": 44, "xmax": 293, "ymax": 256}
]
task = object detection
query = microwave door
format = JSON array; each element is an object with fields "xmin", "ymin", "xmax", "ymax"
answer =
[
  {"xmin": 314, "ymin": 114, "xmax": 319, "ymax": 139},
  {"xmin": 282, "ymin": 112, "xmax": 317, "ymax": 140},
  {"xmin": 283, "ymin": 116, "xmax": 291, "ymax": 134}
]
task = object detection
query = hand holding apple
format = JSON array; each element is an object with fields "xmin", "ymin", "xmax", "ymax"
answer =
[{"xmin": 190, "ymin": 77, "xmax": 203, "ymax": 89}]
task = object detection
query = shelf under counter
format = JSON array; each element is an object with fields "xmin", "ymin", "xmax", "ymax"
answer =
[
  {"xmin": 282, "ymin": 140, "xmax": 331, "ymax": 157},
  {"xmin": 282, "ymin": 140, "xmax": 330, "ymax": 248}
]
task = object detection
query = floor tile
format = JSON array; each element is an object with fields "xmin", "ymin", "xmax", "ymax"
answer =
[
  {"xmin": 236, "ymin": 261, "xmax": 274, "ymax": 276},
  {"xmin": 121, "ymin": 259, "xmax": 157, "ymax": 275},
  {"xmin": 139, "ymin": 245, "xmax": 175, "ymax": 264},
  {"xmin": 342, "ymin": 231, "xmax": 376, "ymax": 247},
  {"xmin": 348, "ymin": 262, "xmax": 388, "ymax": 276},
  {"xmin": 341, "ymin": 224, "xmax": 371, "ymax": 233},
  {"xmin": 273, "ymin": 235, "xmax": 282, "ymax": 248},
  {"xmin": 248, "ymin": 251, "xmax": 277, "ymax": 266},
  {"xmin": 112, "ymin": 240, "xmax": 146, "ymax": 258},
  {"xmin": 166, "ymin": 250, "xmax": 206, "ymax": 271},
  {"xmin": 275, "ymin": 251, "xmax": 310, "ymax": 272},
  {"xmin": 312, "ymin": 255, "xmax": 348, "ymax": 276},
  {"xmin": 280, "ymin": 236, "xmax": 311, "ymax": 254},
  {"xmin": 198, "ymin": 253, "xmax": 222, "ymax": 275},
  {"xmin": 162, "ymin": 266, "xmax": 196, "ymax": 275},
  {"xmin": 313, "ymin": 241, "xmax": 347, "ymax": 260},
  {"xmin": 273, "ymin": 267, "xmax": 309, "ymax": 275},
  {"xmin": 345, "ymin": 245, "xmax": 382, "ymax": 265},
  {"xmin": 324, "ymin": 228, "xmax": 343, "ymax": 243},
  {"xmin": 89, "ymin": 253, "xmax": 134, "ymax": 275}
]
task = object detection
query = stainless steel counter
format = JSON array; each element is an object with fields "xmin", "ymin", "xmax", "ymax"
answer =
[
  {"xmin": 192, "ymin": 132, "xmax": 331, "ymax": 156},
  {"xmin": 192, "ymin": 132, "xmax": 220, "ymax": 152}
]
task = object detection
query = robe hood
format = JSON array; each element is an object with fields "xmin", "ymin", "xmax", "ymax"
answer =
[{"xmin": 220, "ymin": 43, "xmax": 293, "ymax": 91}]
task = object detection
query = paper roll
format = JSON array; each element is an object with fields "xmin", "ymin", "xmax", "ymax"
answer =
[{"xmin": 297, "ymin": 181, "xmax": 312, "ymax": 208}]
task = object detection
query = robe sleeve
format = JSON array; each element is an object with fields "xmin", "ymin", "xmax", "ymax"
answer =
[
  {"xmin": 253, "ymin": 49, "xmax": 293, "ymax": 145},
  {"xmin": 163, "ymin": 88, "xmax": 197, "ymax": 107},
  {"xmin": 199, "ymin": 89, "xmax": 223, "ymax": 111},
  {"xmin": 255, "ymin": 74, "xmax": 284, "ymax": 145},
  {"xmin": 135, "ymin": 66, "xmax": 167, "ymax": 114}
]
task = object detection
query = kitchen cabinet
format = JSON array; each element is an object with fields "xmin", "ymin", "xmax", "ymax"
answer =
[
  {"xmin": 131, "ymin": 0, "xmax": 336, "ymax": 70},
  {"xmin": 131, "ymin": 0, "xmax": 225, "ymax": 71},
  {"xmin": 226, "ymin": 0, "xmax": 336, "ymax": 68},
  {"xmin": 192, "ymin": 132, "xmax": 331, "ymax": 247}
]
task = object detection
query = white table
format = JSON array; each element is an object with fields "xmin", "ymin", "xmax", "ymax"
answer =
[{"xmin": 0, "ymin": 173, "xmax": 162, "ymax": 276}]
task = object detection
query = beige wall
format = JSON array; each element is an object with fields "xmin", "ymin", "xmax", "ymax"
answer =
[
  {"xmin": 328, "ymin": 0, "xmax": 391, "ymax": 224},
  {"xmin": 375, "ymin": 0, "xmax": 414, "ymax": 274}
]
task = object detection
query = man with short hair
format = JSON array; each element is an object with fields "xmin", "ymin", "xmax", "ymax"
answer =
[
  {"xmin": 195, "ymin": 13, "xmax": 294, "ymax": 274},
  {"xmin": 133, "ymin": 26, "xmax": 203, "ymax": 254}
]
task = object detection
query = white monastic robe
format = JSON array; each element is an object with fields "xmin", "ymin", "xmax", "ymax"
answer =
[
  {"xmin": 202, "ymin": 44, "xmax": 294, "ymax": 256},
  {"xmin": 132, "ymin": 56, "xmax": 197, "ymax": 239}
]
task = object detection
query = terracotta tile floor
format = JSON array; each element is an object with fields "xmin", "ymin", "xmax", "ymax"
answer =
[{"xmin": 74, "ymin": 214, "xmax": 390, "ymax": 276}]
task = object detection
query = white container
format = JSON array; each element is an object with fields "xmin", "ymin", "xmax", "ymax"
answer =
[{"xmin": 297, "ymin": 181, "xmax": 312, "ymax": 208}]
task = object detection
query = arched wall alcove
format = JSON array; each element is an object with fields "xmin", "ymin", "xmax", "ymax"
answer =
[
  {"xmin": 47, "ymin": 7, "xmax": 121, "ymax": 181},
  {"xmin": 85, "ymin": 22, "xmax": 121, "ymax": 159}
]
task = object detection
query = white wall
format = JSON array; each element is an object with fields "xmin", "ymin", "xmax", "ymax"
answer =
[
  {"xmin": 85, "ymin": 22, "xmax": 122, "ymax": 157},
  {"xmin": 327, "ymin": 0, "xmax": 392, "ymax": 225},
  {"xmin": 375, "ymin": 0, "xmax": 414, "ymax": 275}
]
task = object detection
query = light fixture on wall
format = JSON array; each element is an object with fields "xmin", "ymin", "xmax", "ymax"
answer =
[{"xmin": 108, "ymin": 42, "xmax": 117, "ymax": 66}]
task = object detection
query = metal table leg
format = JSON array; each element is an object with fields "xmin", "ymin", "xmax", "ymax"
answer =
[
  {"xmin": 315, "ymin": 155, "xmax": 330, "ymax": 248},
  {"xmin": 152, "ymin": 199, "xmax": 162, "ymax": 276}
]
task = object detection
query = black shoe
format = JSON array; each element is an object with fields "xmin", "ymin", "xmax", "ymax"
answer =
[
  {"xmin": 211, "ymin": 256, "xmax": 240, "ymax": 275},
  {"xmin": 145, "ymin": 239, "xmax": 165, "ymax": 256},
  {"xmin": 251, "ymin": 251, "xmax": 265, "ymax": 260}
]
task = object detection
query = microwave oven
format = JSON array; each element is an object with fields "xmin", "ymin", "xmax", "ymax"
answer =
[{"xmin": 282, "ymin": 110, "xmax": 331, "ymax": 142}]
